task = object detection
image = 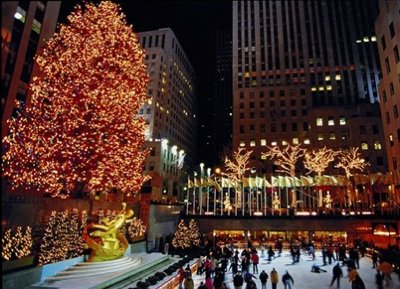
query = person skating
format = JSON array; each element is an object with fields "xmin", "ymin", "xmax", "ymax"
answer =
[
  {"xmin": 330, "ymin": 263, "xmax": 343, "ymax": 288},
  {"xmin": 282, "ymin": 270, "xmax": 294, "ymax": 289},
  {"xmin": 375, "ymin": 269, "xmax": 384, "ymax": 289},
  {"xmin": 259, "ymin": 270, "xmax": 269, "ymax": 289},
  {"xmin": 233, "ymin": 272, "xmax": 244, "ymax": 289},
  {"xmin": 251, "ymin": 251, "xmax": 259, "ymax": 274},
  {"xmin": 270, "ymin": 268, "xmax": 278, "ymax": 289}
]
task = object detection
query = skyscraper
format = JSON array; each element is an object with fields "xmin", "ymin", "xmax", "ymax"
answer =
[
  {"xmin": 2, "ymin": 1, "xmax": 61, "ymax": 139},
  {"xmin": 137, "ymin": 28, "xmax": 198, "ymax": 201},
  {"xmin": 232, "ymin": 0, "xmax": 386, "ymax": 174},
  {"xmin": 375, "ymin": 0, "xmax": 400, "ymax": 197}
]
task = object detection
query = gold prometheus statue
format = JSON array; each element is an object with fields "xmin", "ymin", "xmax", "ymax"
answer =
[{"xmin": 83, "ymin": 202, "xmax": 133, "ymax": 262}]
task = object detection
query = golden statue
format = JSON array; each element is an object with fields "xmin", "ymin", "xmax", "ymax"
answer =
[
  {"xmin": 272, "ymin": 192, "xmax": 281, "ymax": 210},
  {"xmin": 83, "ymin": 202, "xmax": 133, "ymax": 262},
  {"xmin": 323, "ymin": 191, "xmax": 332, "ymax": 209}
]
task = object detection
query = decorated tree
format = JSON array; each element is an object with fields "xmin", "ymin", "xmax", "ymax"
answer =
[
  {"xmin": 336, "ymin": 147, "xmax": 369, "ymax": 179},
  {"xmin": 13, "ymin": 226, "xmax": 33, "ymax": 259},
  {"xmin": 67, "ymin": 208, "xmax": 84, "ymax": 258},
  {"xmin": 304, "ymin": 147, "xmax": 339, "ymax": 207},
  {"xmin": 2, "ymin": 1, "xmax": 150, "ymax": 198},
  {"xmin": 262, "ymin": 144, "xmax": 305, "ymax": 177},
  {"xmin": 187, "ymin": 219, "xmax": 200, "ymax": 247},
  {"xmin": 127, "ymin": 217, "xmax": 146, "ymax": 240},
  {"xmin": 221, "ymin": 147, "xmax": 253, "ymax": 210},
  {"xmin": 38, "ymin": 211, "xmax": 57, "ymax": 265},
  {"xmin": 2, "ymin": 228, "xmax": 13, "ymax": 261},
  {"xmin": 172, "ymin": 220, "xmax": 190, "ymax": 251}
]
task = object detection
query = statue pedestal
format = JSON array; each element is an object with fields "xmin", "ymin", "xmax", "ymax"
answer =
[{"xmin": 32, "ymin": 253, "xmax": 173, "ymax": 289}]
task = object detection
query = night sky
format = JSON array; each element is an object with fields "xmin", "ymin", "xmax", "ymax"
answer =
[{"xmin": 58, "ymin": 0, "xmax": 232, "ymax": 104}]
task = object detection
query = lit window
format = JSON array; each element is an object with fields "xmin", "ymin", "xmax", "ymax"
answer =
[
  {"xmin": 250, "ymin": 140, "xmax": 256, "ymax": 147},
  {"xmin": 371, "ymin": 36, "xmax": 377, "ymax": 42},
  {"xmin": 317, "ymin": 134, "xmax": 324, "ymax": 141},
  {"xmin": 326, "ymin": 85, "xmax": 332, "ymax": 91},
  {"xmin": 363, "ymin": 36, "xmax": 369, "ymax": 42},
  {"xmin": 261, "ymin": 155, "xmax": 267, "ymax": 160},
  {"xmin": 260, "ymin": 139, "xmax": 267, "ymax": 146},
  {"xmin": 311, "ymin": 87, "xmax": 317, "ymax": 92},
  {"xmin": 325, "ymin": 75, "xmax": 331, "ymax": 81},
  {"xmin": 339, "ymin": 117, "xmax": 346, "ymax": 125},
  {"xmin": 239, "ymin": 141, "xmax": 245, "ymax": 147},
  {"xmin": 329, "ymin": 133, "xmax": 336, "ymax": 140},
  {"xmin": 282, "ymin": 140, "xmax": 288, "ymax": 146},
  {"xmin": 14, "ymin": 7, "xmax": 26, "ymax": 23},
  {"xmin": 374, "ymin": 141, "xmax": 382, "ymax": 150},
  {"xmin": 318, "ymin": 86, "xmax": 325, "ymax": 91},
  {"xmin": 328, "ymin": 118, "xmax": 335, "ymax": 126},
  {"xmin": 341, "ymin": 135, "xmax": 347, "ymax": 140},
  {"xmin": 303, "ymin": 139, "xmax": 310, "ymax": 145},
  {"xmin": 271, "ymin": 141, "xmax": 277, "ymax": 146},
  {"xmin": 316, "ymin": 118, "xmax": 323, "ymax": 126},
  {"xmin": 361, "ymin": 143, "xmax": 368, "ymax": 150},
  {"xmin": 335, "ymin": 74, "xmax": 341, "ymax": 81},
  {"xmin": 292, "ymin": 138, "xmax": 299, "ymax": 144}
]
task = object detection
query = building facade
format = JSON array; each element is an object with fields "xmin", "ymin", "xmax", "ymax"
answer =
[
  {"xmin": 137, "ymin": 28, "xmax": 198, "ymax": 202},
  {"xmin": 232, "ymin": 0, "xmax": 387, "ymax": 175},
  {"xmin": 1, "ymin": 1, "xmax": 61, "ymax": 139},
  {"xmin": 375, "ymin": 0, "xmax": 400, "ymax": 196}
]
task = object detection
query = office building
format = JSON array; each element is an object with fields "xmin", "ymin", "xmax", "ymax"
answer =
[
  {"xmin": 232, "ymin": 0, "xmax": 386, "ymax": 175},
  {"xmin": 137, "ymin": 28, "xmax": 198, "ymax": 202}
]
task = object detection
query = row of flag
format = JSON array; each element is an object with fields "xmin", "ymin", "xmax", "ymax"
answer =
[{"xmin": 187, "ymin": 173, "xmax": 394, "ymax": 189}]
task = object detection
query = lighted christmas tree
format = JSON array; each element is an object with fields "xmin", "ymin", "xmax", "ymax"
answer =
[
  {"xmin": 2, "ymin": 1, "xmax": 150, "ymax": 198},
  {"xmin": 38, "ymin": 211, "xmax": 57, "ymax": 265},
  {"xmin": 67, "ymin": 208, "xmax": 84, "ymax": 258},
  {"xmin": 12, "ymin": 226, "xmax": 33, "ymax": 259},
  {"xmin": 187, "ymin": 219, "xmax": 200, "ymax": 247},
  {"xmin": 2, "ymin": 228, "xmax": 13, "ymax": 261},
  {"xmin": 172, "ymin": 220, "xmax": 190, "ymax": 250}
]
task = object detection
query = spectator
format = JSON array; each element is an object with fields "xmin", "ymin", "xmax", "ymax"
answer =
[
  {"xmin": 282, "ymin": 270, "xmax": 294, "ymax": 289},
  {"xmin": 270, "ymin": 268, "xmax": 279, "ymax": 289},
  {"xmin": 259, "ymin": 270, "xmax": 269, "ymax": 289},
  {"xmin": 233, "ymin": 272, "xmax": 244, "ymax": 289}
]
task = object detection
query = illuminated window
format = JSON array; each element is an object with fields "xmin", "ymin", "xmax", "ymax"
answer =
[
  {"xmin": 260, "ymin": 139, "xmax": 267, "ymax": 146},
  {"xmin": 250, "ymin": 140, "xmax": 256, "ymax": 147},
  {"xmin": 316, "ymin": 118, "xmax": 323, "ymax": 126},
  {"xmin": 389, "ymin": 134, "xmax": 394, "ymax": 146},
  {"xmin": 328, "ymin": 117, "xmax": 335, "ymax": 126},
  {"xmin": 14, "ymin": 7, "xmax": 26, "ymax": 23},
  {"xmin": 311, "ymin": 87, "xmax": 317, "ymax": 92},
  {"xmin": 32, "ymin": 19, "xmax": 41, "ymax": 34},
  {"xmin": 329, "ymin": 133, "xmax": 336, "ymax": 140},
  {"xmin": 317, "ymin": 134, "xmax": 324, "ymax": 141},
  {"xmin": 292, "ymin": 138, "xmax": 299, "ymax": 144},
  {"xmin": 363, "ymin": 36, "xmax": 369, "ymax": 42},
  {"xmin": 374, "ymin": 141, "xmax": 382, "ymax": 150},
  {"xmin": 261, "ymin": 155, "xmax": 267, "ymax": 160},
  {"xmin": 339, "ymin": 117, "xmax": 346, "ymax": 125},
  {"xmin": 335, "ymin": 74, "xmax": 341, "ymax": 81},
  {"xmin": 282, "ymin": 140, "xmax": 288, "ymax": 146},
  {"xmin": 325, "ymin": 75, "xmax": 331, "ymax": 81},
  {"xmin": 271, "ymin": 141, "xmax": 277, "ymax": 146},
  {"xmin": 326, "ymin": 85, "xmax": 332, "ymax": 91},
  {"xmin": 356, "ymin": 39, "xmax": 362, "ymax": 43},
  {"xmin": 361, "ymin": 143, "xmax": 368, "ymax": 150},
  {"xmin": 371, "ymin": 36, "xmax": 377, "ymax": 42},
  {"xmin": 303, "ymin": 139, "xmax": 310, "ymax": 145},
  {"xmin": 318, "ymin": 86, "xmax": 325, "ymax": 91},
  {"xmin": 239, "ymin": 141, "xmax": 245, "ymax": 147}
]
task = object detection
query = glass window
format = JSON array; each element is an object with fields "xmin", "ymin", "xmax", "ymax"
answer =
[
  {"xmin": 250, "ymin": 140, "xmax": 256, "ymax": 147},
  {"xmin": 389, "ymin": 134, "xmax": 394, "ymax": 146},
  {"xmin": 394, "ymin": 105, "xmax": 398, "ymax": 119},
  {"xmin": 394, "ymin": 45, "xmax": 399, "ymax": 63},
  {"xmin": 339, "ymin": 117, "xmax": 346, "ymax": 125},
  {"xmin": 260, "ymin": 139, "xmax": 267, "ymax": 146},
  {"xmin": 329, "ymin": 133, "xmax": 336, "ymax": 140},
  {"xmin": 292, "ymin": 138, "xmax": 299, "ymax": 144},
  {"xmin": 390, "ymin": 82, "xmax": 395, "ymax": 95},
  {"xmin": 317, "ymin": 134, "xmax": 324, "ymax": 141},
  {"xmin": 316, "ymin": 117, "xmax": 323, "ymax": 126},
  {"xmin": 360, "ymin": 125, "xmax": 366, "ymax": 134},
  {"xmin": 328, "ymin": 117, "xmax": 335, "ymax": 126},
  {"xmin": 374, "ymin": 141, "xmax": 382, "ymax": 150},
  {"xmin": 271, "ymin": 141, "xmax": 277, "ymax": 146},
  {"xmin": 381, "ymin": 35, "xmax": 386, "ymax": 50},
  {"xmin": 361, "ymin": 143, "xmax": 368, "ymax": 150},
  {"xmin": 282, "ymin": 140, "xmax": 288, "ymax": 146},
  {"xmin": 304, "ymin": 139, "xmax": 310, "ymax": 145},
  {"xmin": 389, "ymin": 22, "xmax": 395, "ymax": 38},
  {"xmin": 240, "ymin": 140, "xmax": 245, "ymax": 147},
  {"xmin": 14, "ymin": 6, "xmax": 26, "ymax": 23},
  {"xmin": 385, "ymin": 57, "xmax": 391, "ymax": 73}
]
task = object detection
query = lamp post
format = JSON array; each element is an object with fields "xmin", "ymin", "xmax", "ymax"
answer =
[
  {"xmin": 214, "ymin": 168, "xmax": 220, "ymax": 215},
  {"xmin": 207, "ymin": 168, "xmax": 211, "ymax": 213},
  {"xmin": 200, "ymin": 163, "xmax": 204, "ymax": 215},
  {"xmin": 193, "ymin": 171, "xmax": 197, "ymax": 215}
]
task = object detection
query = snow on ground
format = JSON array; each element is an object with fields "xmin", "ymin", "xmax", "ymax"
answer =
[{"xmin": 191, "ymin": 250, "xmax": 400, "ymax": 289}]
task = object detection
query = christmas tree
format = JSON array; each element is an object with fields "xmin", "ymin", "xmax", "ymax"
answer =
[
  {"xmin": 38, "ymin": 211, "xmax": 57, "ymax": 265},
  {"xmin": 187, "ymin": 219, "xmax": 200, "ymax": 247},
  {"xmin": 67, "ymin": 208, "xmax": 84, "ymax": 258},
  {"xmin": 2, "ymin": 228, "xmax": 13, "ymax": 261},
  {"xmin": 2, "ymin": 1, "xmax": 150, "ymax": 198},
  {"xmin": 172, "ymin": 220, "xmax": 190, "ymax": 250}
]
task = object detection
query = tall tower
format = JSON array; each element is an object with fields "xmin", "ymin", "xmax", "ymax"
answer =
[
  {"xmin": 375, "ymin": 0, "xmax": 400, "ymax": 198},
  {"xmin": 137, "ymin": 28, "xmax": 198, "ymax": 202},
  {"xmin": 2, "ymin": 1, "xmax": 61, "ymax": 138},
  {"xmin": 232, "ymin": 0, "xmax": 386, "ymax": 175}
]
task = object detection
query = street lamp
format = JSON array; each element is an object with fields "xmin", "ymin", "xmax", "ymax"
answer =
[
  {"xmin": 193, "ymin": 171, "xmax": 197, "ymax": 215},
  {"xmin": 207, "ymin": 168, "xmax": 211, "ymax": 213},
  {"xmin": 200, "ymin": 163, "xmax": 204, "ymax": 215}
]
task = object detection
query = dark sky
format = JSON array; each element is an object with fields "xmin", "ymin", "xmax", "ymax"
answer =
[{"xmin": 58, "ymin": 1, "xmax": 232, "ymax": 100}]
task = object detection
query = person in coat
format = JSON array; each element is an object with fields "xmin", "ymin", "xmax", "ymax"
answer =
[
  {"xmin": 183, "ymin": 276, "xmax": 194, "ymax": 289},
  {"xmin": 330, "ymin": 263, "xmax": 343, "ymax": 288},
  {"xmin": 270, "ymin": 268, "xmax": 279, "ymax": 289},
  {"xmin": 282, "ymin": 270, "xmax": 294, "ymax": 289},
  {"xmin": 259, "ymin": 270, "xmax": 269, "ymax": 289},
  {"xmin": 233, "ymin": 272, "xmax": 244, "ymax": 289}
]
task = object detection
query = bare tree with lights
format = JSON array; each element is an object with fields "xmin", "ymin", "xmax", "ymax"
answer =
[
  {"xmin": 262, "ymin": 144, "xmax": 305, "ymax": 208},
  {"xmin": 2, "ymin": 1, "xmax": 150, "ymax": 198},
  {"xmin": 221, "ymin": 147, "xmax": 253, "ymax": 215},
  {"xmin": 336, "ymin": 147, "xmax": 370, "ymax": 207},
  {"xmin": 304, "ymin": 147, "xmax": 339, "ymax": 207}
]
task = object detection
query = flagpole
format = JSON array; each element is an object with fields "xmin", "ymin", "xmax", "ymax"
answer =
[
  {"xmin": 193, "ymin": 171, "xmax": 197, "ymax": 215},
  {"xmin": 207, "ymin": 168, "xmax": 211, "ymax": 213},
  {"xmin": 264, "ymin": 176, "xmax": 267, "ymax": 216},
  {"xmin": 235, "ymin": 180, "xmax": 238, "ymax": 216},
  {"xmin": 186, "ymin": 177, "xmax": 189, "ymax": 215}
]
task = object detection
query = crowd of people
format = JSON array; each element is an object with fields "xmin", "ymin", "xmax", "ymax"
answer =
[{"xmin": 175, "ymin": 239, "xmax": 399, "ymax": 289}]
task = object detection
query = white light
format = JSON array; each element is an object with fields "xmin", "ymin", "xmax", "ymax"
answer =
[
  {"xmin": 200, "ymin": 163, "xmax": 205, "ymax": 169},
  {"xmin": 14, "ymin": 12, "xmax": 23, "ymax": 20},
  {"xmin": 254, "ymin": 212, "xmax": 263, "ymax": 216}
]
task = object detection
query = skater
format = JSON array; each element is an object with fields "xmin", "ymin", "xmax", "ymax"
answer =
[
  {"xmin": 270, "ymin": 268, "xmax": 279, "ymax": 289},
  {"xmin": 251, "ymin": 251, "xmax": 259, "ymax": 274},
  {"xmin": 233, "ymin": 272, "xmax": 244, "ymax": 289},
  {"xmin": 330, "ymin": 263, "xmax": 343, "ymax": 288},
  {"xmin": 259, "ymin": 270, "xmax": 269, "ymax": 289},
  {"xmin": 282, "ymin": 270, "xmax": 294, "ymax": 289},
  {"xmin": 375, "ymin": 269, "xmax": 384, "ymax": 289},
  {"xmin": 267, "ymin": 246, "xmax": 275, "ymax": 261}
]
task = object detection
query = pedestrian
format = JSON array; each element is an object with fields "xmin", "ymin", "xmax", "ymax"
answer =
[
  {"xmin": 282, "ymin": 270, "xmax": 294, "ymax": 289},
  {"xmin": 375, "ymin": 269, "xmax": 384, "ymax": 289},
  {"xmin": 270, "ymin": 268, "xmax": 278, "ymax": 289},
  {"xmin": 229, "ymin": 258, "xmax": 239, "ymax": 278},
  {"xmin": 267, "ymin": 246, "xmax": 275, "ymax": 261},
  {"xmin": 184, "ymin": 276, "xmax": 194, "ymax": 289},
  {"xmin": 185, "ymin": 265, "xmax": 192, "ymax": 278},
  {"xmin": 259, "ymin": 270, "xmax": 269, "ymax": 289},
  {"xmin": 178, "ymin": 266, "xmax": 185, "ymax": 289},
  {"xmin": 205, "ymin": 276, "xmax": 213, "ymax": 289},
  {"xmin": 251, "ymin": 251, "xmax": 259, "ymax": 274},
  {"xmin": 348, "ymin": 267, "xmax": 365, "ymax": 289},
  {"xmin": 371, "ymin": 250, "xmax": 378, "ymax": 269},
  {"xmin": 214, "ymin": 271, "xmax": 224, "ymax": 289},
  {"xmin": 245, "ymin": 275, "xmax": 257, "ymax": 289},
  {"xmin": 233, "ymin": 272, "xmax": 244, "ymax": 289},
  {"xmin": 330, "ymin": 263, "xmax": 343, "ymax": 288}
]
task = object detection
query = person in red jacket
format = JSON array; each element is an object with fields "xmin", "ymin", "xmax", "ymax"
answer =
[
  {"xmin": 178, "ymin": 266, "xmax": 185, "ymax": 289},
  {"xmin": 251, "ymin": 251, "xmax": 259, "ymax": 274}
]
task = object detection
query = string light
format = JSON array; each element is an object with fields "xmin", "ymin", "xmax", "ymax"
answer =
[
  {"xmin": 128, "ymin": 217, "xmax": 146, "ymax": 238},
  {"xmin": 172, "ymin": 220, "xmax": 191, "ymax": 250},
  {"xmin": 304, "ymin": 147, "xmax": 339, "ymax": 176},
  {"xmin": 262, "ymin": 144, "xmax": 305, "ymax": 176},
  {"xmin": 336, "ymin": 147, "xmax": 370, "ymax": 178},
  {"xmin": 2, "ymin": 1, "xmax": 150, "ymax": 198}
]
